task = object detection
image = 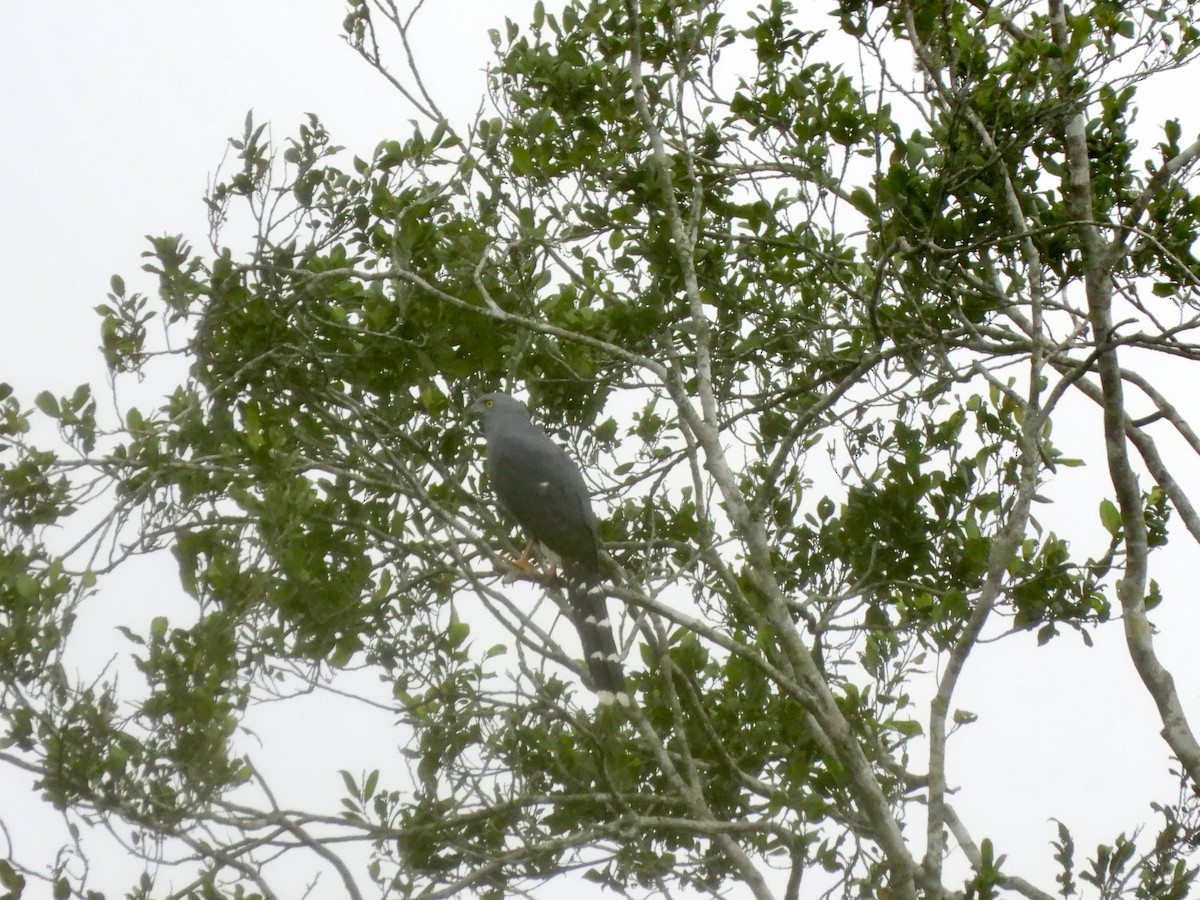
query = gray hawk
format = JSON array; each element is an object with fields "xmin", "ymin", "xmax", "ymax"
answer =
[{"xmin": 469, "ymin": 392, "xmax": 627, "ymax": 703}]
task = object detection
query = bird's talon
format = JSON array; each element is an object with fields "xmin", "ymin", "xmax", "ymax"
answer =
[{"xmin": 509, "ymin": 540, "xmax": 538, "ymax": 574}]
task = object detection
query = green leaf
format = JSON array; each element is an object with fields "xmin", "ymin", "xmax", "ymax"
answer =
[
  {"xmin": 888, "ymin": 718, "xmax": 923, "ymax": 737},
  {"xmin": 1099, "ymin": 499, "xmax": 1122, "ymax": 536},
  {"xmin": 1165, "ymin": 118, "xmax": 1181, "ymax": 146},
  {"xmin": 448, "ymin": 619, "xmax": 470, "ymax": 648},
  {"xmin": 34, "ymin": 391, "xmax": 60, "ymax": 418},
  {"xmin": 0, "ymin": 861, "xmax": 25, "ymax": 895},
  {"xmin": 242, "ymin": 402, "xmax": 264, "ymax": 450},
  {"xmin": 848, "ymin": 186, "xmax": 877, "ymax": 218}
]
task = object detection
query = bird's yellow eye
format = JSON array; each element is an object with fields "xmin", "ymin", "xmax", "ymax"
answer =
[{"xmin": 485, "ymin": 399, "xmax": 494, "ymax": 408}]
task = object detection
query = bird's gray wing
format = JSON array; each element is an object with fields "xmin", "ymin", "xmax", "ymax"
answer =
[{"xmin": 487, "ymin": 425, "xmax": 599, "ymax": 570}]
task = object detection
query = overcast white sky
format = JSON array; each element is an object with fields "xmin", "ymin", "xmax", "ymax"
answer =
[
  {"xmin": 2, "ymin": 3, "xmax": 1199, "ymax": 899},
  {"xmin": 0, "ymin": 2, "xmax": 531, "ymax": 398}
]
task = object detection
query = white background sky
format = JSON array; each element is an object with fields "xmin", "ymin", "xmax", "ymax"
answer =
[{"xmin": 1, "ymin": 3, "xmax": 1199, "ymax": 898}]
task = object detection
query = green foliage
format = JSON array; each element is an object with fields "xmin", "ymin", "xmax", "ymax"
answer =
[
  {"xmin": 3, "ymin": 0, "xmax": 1200, "ymax": 897},
  {"xmin": 1054, "ymin": 797, "xmax": 1200, "ymax": 900},
  {"xmin": 964, "ymin": 838, "xmax": 1006, "ymax": 899}
]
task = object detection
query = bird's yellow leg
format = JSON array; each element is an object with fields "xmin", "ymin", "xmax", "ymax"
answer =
[
  {"xmin": 509, "ymin": 540, "xmax": 538, "ymax": 574},
  {"xmin": 505, "ymin": 541, "xmax": 558, "ymax": 584}
]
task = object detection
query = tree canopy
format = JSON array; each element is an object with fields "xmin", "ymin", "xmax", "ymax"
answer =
[{"xmin": 4, "ymin": 0, "xmax": 1200, "ymax": 897}]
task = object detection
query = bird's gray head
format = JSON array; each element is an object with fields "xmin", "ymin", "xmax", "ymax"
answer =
[{"xmin": 468, "ymin": 393, "xmax": 532, "ymax": 432}]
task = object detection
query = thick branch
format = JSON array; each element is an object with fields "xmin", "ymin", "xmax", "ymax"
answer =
[
  {"xmin": 1050, "ymin": 0, "xmax": 1200, "ymax": 788},
  {"xmin": 622, "ymin": 2, "xmax": 919, "ymax": 896}
]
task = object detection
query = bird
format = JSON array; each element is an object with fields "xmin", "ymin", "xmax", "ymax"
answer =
[{"xmin": 468, "ymin": 392, "xmax": 628, "ymax": 704}]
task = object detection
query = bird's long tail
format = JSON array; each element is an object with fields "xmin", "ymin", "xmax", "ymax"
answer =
[{"xmin": 566, "ymin": 575, "xmax": 628, "ymax": 705}]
